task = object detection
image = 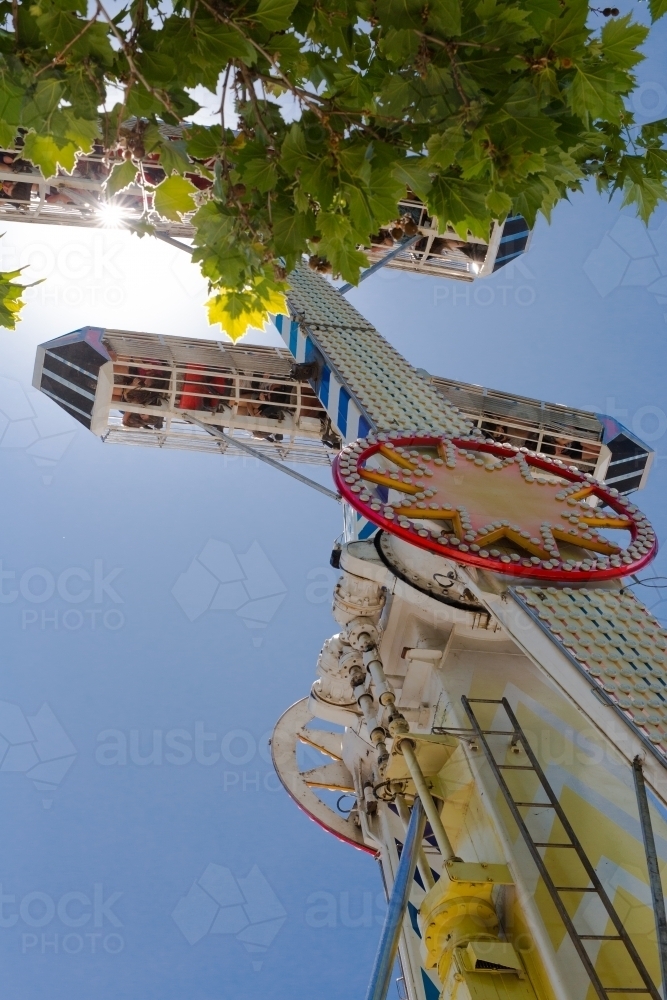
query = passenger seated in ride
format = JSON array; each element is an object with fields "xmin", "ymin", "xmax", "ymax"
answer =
[
  {"xmin": 0, "ymin": 178, "xmax": 34, "ymax": 207},
  {"xmin": 236, "ymin": 377, "xmax": 262, "ymax": 417},
  {"xmin": 121, "ymin": 410, "xmax": 164, "ymax": 429},
  {"xmin": 561, "ymin": 440, "xmax": 583, "ymax": 460},
  {"xmin": 45, "ymin": 188, "xmax": 75, "ymax": 205},
  {"xmin": 74, "ymin": 157, "xmax": 107, "ymax": 181},
  {"xmin": 116, "ymin": 362, "xmax": 168, "ymax": 417},
  {"xmin": 200, "ymin": 374, "xmax": 231, "ymax": 412},
  {"xmin": 481, "ymin": 421, "xmax": 510, "ymax": 443},
  {"xmin": 258, "ymin": 382, "xmax": 285, "ymax": 422}
]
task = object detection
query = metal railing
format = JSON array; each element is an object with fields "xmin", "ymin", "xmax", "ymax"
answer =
[{"xmin": 102, "ymin": 333, "xmax": 338, "ymax": 465}]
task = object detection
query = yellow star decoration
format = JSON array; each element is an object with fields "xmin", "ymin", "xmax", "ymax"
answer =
[{"xmin": 336, "ymin": 436, "xmax": 655, "ymax": 575}]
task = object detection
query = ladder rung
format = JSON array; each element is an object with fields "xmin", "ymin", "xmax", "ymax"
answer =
[
  {"xmin": 579, "ymin": 935, "xmax": 623, "ymax": 941},
  {"xmin": 534, "ymin": 842, "xmax": 575, "ymax": 848},
  {"xmin": 462, "ymin": 696, "xmax": 661, "ymax": 1000},
  {"xmin": 435, "ymin": 728, "xmax": 521, "ymax": 737},
  {"xmin": 478, "ymin": 730, "xmax": 518, "ymax": 736}
]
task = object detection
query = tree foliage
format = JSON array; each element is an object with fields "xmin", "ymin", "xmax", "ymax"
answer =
[
  {"xmin": 0, "ymin": 266, "xmax": 35, "ymax": 328},
  {"xmin": 0, "ymin": 0, "xmax": 664, "ymax": 335}
]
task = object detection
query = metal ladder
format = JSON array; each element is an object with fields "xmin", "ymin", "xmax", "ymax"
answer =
[{"xmin": 461, "ymin": 696, "xmax": 662, "ymax": 1000}]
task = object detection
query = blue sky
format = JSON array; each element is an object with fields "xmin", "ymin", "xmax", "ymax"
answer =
[{"xmin": 0, "ymin": 17, "xmax": 667, "ymax": 994}]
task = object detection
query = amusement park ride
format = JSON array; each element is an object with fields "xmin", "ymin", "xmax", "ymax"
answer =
[{"xmin": 25, "ymin": 153, "xmax": 667, "ymax": 1000}]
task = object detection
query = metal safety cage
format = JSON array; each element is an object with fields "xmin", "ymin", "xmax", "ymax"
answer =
[
  {"xmin": 429, "ymin": 375, "xmax": 653, "ymax": 494},
  {"xmin": 362, "ymin": 196, "xmax": 531, "ymax": 282},
  {"xmin": 0, "ymin": 125, "xmax": 203, "ymax": 236},
  {"xmin": 33, "ymin": 327, "xmax": 340, "ymax": 467},
  {"xmin": 0, "ymin": 134, "xmax": 531, "ymax": 283}
]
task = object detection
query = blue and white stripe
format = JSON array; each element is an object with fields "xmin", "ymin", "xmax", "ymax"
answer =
[
  {"xmin": 274, "ymin": 312, "xmax": 377, "ymax": 539},
  {"xmin": 273, "ymin": 314, "xmax": 372, "ymax": 444}
]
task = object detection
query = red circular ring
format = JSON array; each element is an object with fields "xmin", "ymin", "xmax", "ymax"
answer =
[{"xmin": 333, "ymin": 433, "xmax": 657, "ymax": 582}]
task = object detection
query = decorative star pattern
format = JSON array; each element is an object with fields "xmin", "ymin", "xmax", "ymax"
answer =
[{"xmin": 333, "ymin": 432, "xmax": 657, "ymax": 582}]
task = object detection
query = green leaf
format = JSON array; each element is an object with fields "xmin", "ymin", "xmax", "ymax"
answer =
[
  {"xmin": 272, "ymin": 206, "xmax": 316, "ymax": 256},
  {"xmin": 339, "ymin": 142, "xmax": 372, "ymax": 184},
  {"xmin": 622, "ymin": 176, "xmax": 667, "ymax": 222},
  {"xmin": 193, "ymin": 202, "xmax": 235, "ymax": 246},
  {"xmin": 540, "ymin": 0, "xmax": 589, "ymax": 58},
  {"xmin": 375, "ymin": 0, "xmax": 423, "ymax": 30},
  {"xmin": 137, "ymin": 52, "xmax": 178, "ymax": 87},
  {"xmin": 510, "ymin": 115, "xmax": 559, "ymax": 151},
  {"xmin": 297, "ymin": 156, "xmax": 335, "ymax": 208},
  {"xmin": 426, "ymin": 130, "xmax": 465, "ymax": 171},
  {"xmin": 645, "ymin": 147, "xmax": 667, "ymax": 176},
  {"xmin": 568, "ymin": 65, "xmax": 629, "ymax": 123},
  {"xmin": 104, "ymin": 160, "xmax": 138, "ymax": 197},
  {"xmin": 153, "ymin": 175, "xmax": 198, "ymax": 220},
  {"xmin": 0, "ymin": 266, "xmax": 40, "ymax": 330},
  {"xmin": 0, "ymin": 121, "xmax": 17, "ymax": 147},
  {"xmin": 36, "ymin": 9, "xmax": 82, "ymax": 52},
  {"xmin": 601, "ymin": 15, "xmax": 648, "ymax": 69},
  {"xmin": 63, "ymin": 111, "xmax": 100, "ymax": 153},
  {"xmin": 241, "ymin": 156, "xmax": 278, "ymax": 192},
  {"xmin": 640, "ymin": 118, "xmax": 667, "ymax": 143},
  {"xmin": 342, "ymin": 184, "xmax": 376, "ymax": 241},
  {"xmin": 158, "ymin": 139, "xmax": 191, "ymax": 177},
  {"xmin": 192, "ymin": 18, "xmax": 256, "ymax": 66},
  {"xmin": 378, "ymin": 74, "xmax": 415, "ymax": 115},
  {"xmin": 281, "ymin": 123, "xmax": 308, "ymax": 173},
  {"xmin": 185, "ymin": 125, "xmax": 223, "ymax": 160},
  {"xmin": 427, "ymin": 0, "xmax": 461, "ymax": 36},
  {"xmin": 254, "ymin": 0, "xmax": 298, "ymax": 31},
  {"xmin": 427, "ymin": 176, "xmax": 491, "ymax": 239},
  {"xmin": 523, "ymin": 0, "xmax": 561, "ymax": 32},
  {"xmin": 22, "ymin": 132, "xmax": 76, "ymax": 178},
  {"xmin": 485, "ymin": 190, "xmax": 512, "ymax": 216},
  {"xmin": 316, "ymin": 212, "xmax": 369, "ymax": 282},
  {"xmin": 379, "ymin": 28, "xmax": 419, "ymax": 63},
  {"xmin": 0, "ymin": 78, "xmax": 23, "ymax": 128},
  {"xmin": 366, "ymin": 170, "xmax": 406, "ymax": 227},
  {"xmin": 394, "ymin": 161, "xmax": 432, "ymax": 203},
  {"xmin": 21, "ymin": 77, "xmax": 65, "ymax": 130},
  {"xmin": 649, "ymin": 0, "xmax": 667, "ymax": 21}
]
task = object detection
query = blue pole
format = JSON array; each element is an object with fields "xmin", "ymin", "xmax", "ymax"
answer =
[
  {"xmin": 365, "ymin": 797, "xmax": 426, "ymax": 1000},
  {"xmin": 338, "ymin": 236, "xmax": 420, "ymax": 295}
]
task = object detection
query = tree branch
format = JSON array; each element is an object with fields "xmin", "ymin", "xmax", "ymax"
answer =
[
  {"xmin": 34, "ymin": 3, "xmax": 102, "ymax": 79},
  {"xmin": 444, "ymin": 43, "xmax": 470, "ymax": 108},
  {"xmin": 417, "ymin": 31, "xmax": 500, "ymax": 51},
  {"xmin": 237, "ymin": 62, "xmax": 272, "ymax": 144},
  {"xmin": 97, "ymin": 0, "xmax": 180, "ymax": 120},
  {"xmin": 197, "ymin": 0, "xmax": 328, "ymax": 123}
]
